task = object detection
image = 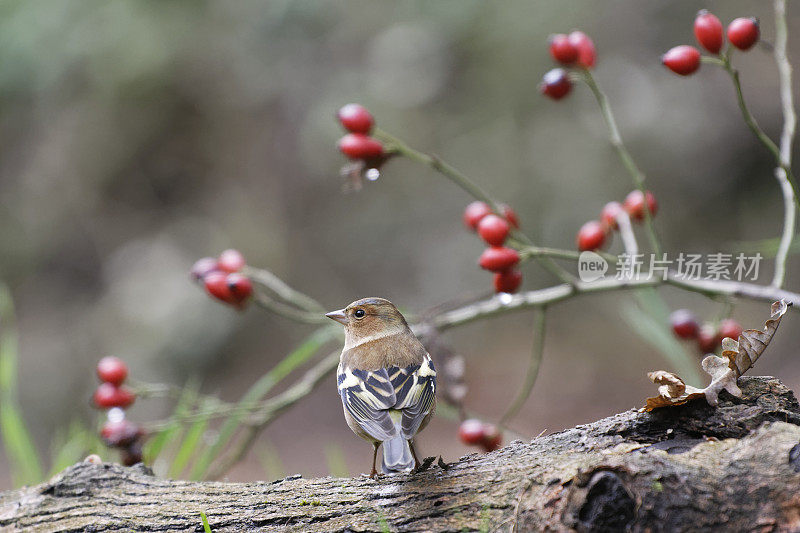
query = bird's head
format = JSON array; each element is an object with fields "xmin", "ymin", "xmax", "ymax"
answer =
[{"xmin": 325, "ymin": 297, "xmax": 409, "ymax": 344}]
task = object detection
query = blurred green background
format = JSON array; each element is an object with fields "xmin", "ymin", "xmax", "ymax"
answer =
[{"xmin": 1, "ymin": 0, "xmax": 799, "ymax": 487}]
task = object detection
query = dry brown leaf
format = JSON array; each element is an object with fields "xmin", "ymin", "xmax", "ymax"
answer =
[
  {"xmin": 643, "ymin": 300, "xmax": 791, "ymax": 411},
  {"xmin": 721, "ymin": 299, "xmax": 790, "ymax": 377},
  {"xmin": 644, "ymin": 371, "xmax": 704, "ymax": 410},
  {"xmin": 649, "ymin": 370, "xmax": 686, "ymax": 397}
]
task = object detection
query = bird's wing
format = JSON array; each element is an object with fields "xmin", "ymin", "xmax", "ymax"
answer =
[
  {"xmin": 337, "ymin": 363, "xmax": 398, "ymax": 442},
  {"xmin": 390, "ymin": 353, "xmax": 437, "ymax": 439}
]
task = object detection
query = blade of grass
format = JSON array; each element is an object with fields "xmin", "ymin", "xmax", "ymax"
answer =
[
  {"xmin": 144, "ymin": 377, "xmax": 200, "ymax": 465},
  {"xmin": 169, "ymin": 399, "xmax": 213, "ymax": 478},
  {"xmin": 500, "ymin": 307, "xmax": 546, "ymax": 425},
  {"xmin": 190, "ymin": 325, "xmax": 339, "ymax": 480},
  {"xmin": 200, "ymin": 512, "xmax": 212, "ymax": 533},
  {"xmin": 49, "ymin": 420, "xmax": 94, "ymax": 476},
  {"xmin": 0, "ymin": 404, "xmax": 43, "ymax": 486},
  {"xmin": 632, "ymin": 287, "xmax": 673, "ymax": 322},
  {"xmin": 0, "ymin": 284, "xmax": 42, "ymax": 486},
  {"xmin": 622, "ymin": 290, "xmax": 702, "ymax": 384}
]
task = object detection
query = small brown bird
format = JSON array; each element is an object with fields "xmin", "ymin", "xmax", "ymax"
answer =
[{"xmin": 326, "ymin": 297, "xmax": 436, "ymax": 478}]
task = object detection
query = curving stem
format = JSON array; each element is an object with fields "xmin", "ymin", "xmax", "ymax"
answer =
[
  {"xmin": 578, "ymin": 70, "xmax": 662, "ymax": 256},
  {"xmin": 771, "ymin": 0, "xmax": 797, "ymax": 288}
]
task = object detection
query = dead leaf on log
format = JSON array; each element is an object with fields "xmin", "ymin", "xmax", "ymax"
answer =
[
  {"xmin": 644, "ymin": 300, "xmax": 791, "ymax": 411},
  {"xmin": 414, "ymin": 456, "xmax": 436, "ymax": 473}
]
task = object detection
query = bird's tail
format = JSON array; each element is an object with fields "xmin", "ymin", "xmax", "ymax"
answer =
[{"xmin": 381, "ymin": 435, "xmax": 414, "ymax": 473}]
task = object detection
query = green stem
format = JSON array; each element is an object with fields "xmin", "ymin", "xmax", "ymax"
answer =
[
  {"xmin": 251, "ymin": 293, "xmax": 328, "ymax": 324},
  {"xmin": 516, "ymin": 245, "xmax": 581, "ymax": 261},
  {"xmin": 375, "ymin": 128, "xmax": 497, "ymax": 209},
  {"xmin": 721, "ymin": 53, "xmax": 800, "ymax": 211},
  {"xmin": 244, "ymin": 266, "xmax": 325, "ymax": 312},
  {"xmin": 189, "ymin": 327, "xmax": 339, "ymax": 479},
  {"xmin": 0, "ymin": 284, "xmax": 43, "ymax": 486},
  {"xmin": 500, "ymin": 307, "xmax": 546, "ymax": 425},
  {"xmin": 375, "ymin": 128, "xmax": 578, "ymax": 286},
  {"xmin": 579, "ymin": 70, "xmax": 662, "ymax": 256},
  {"xmin": 206, "ymin": 349, "xmax": 341, "ymax": 480}
]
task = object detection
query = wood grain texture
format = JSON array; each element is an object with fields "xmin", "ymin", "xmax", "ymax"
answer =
[{"xmin": 2, "ymin": 376, "xmax": 800, "ymax": 532}]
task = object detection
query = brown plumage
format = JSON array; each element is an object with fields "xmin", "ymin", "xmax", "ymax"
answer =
[{"xmin": 326, "ymin": 297, "xmax": 436, "ymax": 478}]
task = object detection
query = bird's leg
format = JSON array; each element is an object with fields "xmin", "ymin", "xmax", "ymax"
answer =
[
  {"xmin": 409, "ymin": 439, "xmax": 421, "ymax": 469},
  {"xmin": 370, "ymin": 442, "xmax": 380, "ymax": 479}
]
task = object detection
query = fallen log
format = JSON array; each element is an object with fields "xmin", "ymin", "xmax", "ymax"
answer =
[{"xmin": 1, "ymin": 376, "xmax": 799, "ymax": 532}]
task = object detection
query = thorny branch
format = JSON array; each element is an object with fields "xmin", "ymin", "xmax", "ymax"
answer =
[
  {"xmin": 772, "ymin": 0, "xmax": 797, "ymax": 288},
  {"xmin": 427, "ymin": 274, "xmax": 800, "ymax": 331}
]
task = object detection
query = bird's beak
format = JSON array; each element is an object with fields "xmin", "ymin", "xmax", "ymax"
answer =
[{"xmin": 325, "ymin": 309, "xmax": 348, "ymax": 325}]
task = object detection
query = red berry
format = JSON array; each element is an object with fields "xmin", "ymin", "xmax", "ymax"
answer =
[
  {"xmin": 227, "ymin": 273, "xmax": 253, "ymax": 306},
  {"xmin": 463, "ymin": 201, "xmax": 492, "ymax": 231},
  {"xmin": 338, "ymin": 133, "xmax": 384, "ymax": 160},
  {"xmin": 694, "ymin": 10, "xmax": 724, "ymax": 54},
  {"xmin": 101, "ymin": 419, "xmax": 143, "ymax": 448},
  {"xmin": 600, "ymin": 201, "xmax": 624, "ymax": 231},
  {"xmin": 494, "ymin": 270, "xmax": 522, "ymax": 294},
  {"xmin": 478, "ymin": 246, "xmax": 520, "ymax": 272},
  {"xmin": 93, "ymin": 383, "xmax": 136, "ymax": 409},
  {"xmin": 717, "ymin": 318, "xmax": 743, "ymax": 342},
  {"xmin": 190, "ymin": 257, "xmax": 219, "ymax": 281},
  {"xmin": 218, "ymin": 249, "xmax": 246, "ymax": 273},
  {"xmin": 576, "ymin": 221, "xmax": 606, "ymax": 252},
  {"xmin": 540, "ymin": 68, "xmax": 572, "ymax": 100},
  {"xmin": 670, "ymin": 309, "xmax": 699, "ymax": 339},
  {"xmin": 568, "ymin": 31, "xmax": 596, "ymax": 68},
  {"xmin": 481, "ymin": 424, "xmax": 502, "ymax": 452},
  {"xmin": 501, "ymin": 204, "xmax": 520, "ymax": 228},
  {"xmin": 458, "ymin": 419, "xmax": 485, "ymax": 445},
  {"xmin": 337, "ymin": 104, "xmax": 374, "ymax": 134},
  {"xmin": 697, "ymin": 324, "xmax": 718, "ymax": 354},
  {"xmin": 204, "ymin": 272, "xmax": 232, "ymax": 303},
  {"xmin": 623, "ymin": 190, "xmax": 657, "ymax": 221},
  {"xmin": 549, "ymin": 34, "xmax": 579, "ymax": 65},
  {"xmin": 662, "ymin": 45, "xmax": 701, "ymax": 76},
  {"xmin": 96, "ymin": 356, "xmax": 128, "ymax": 386},
  {"xmin": 477, "ymin": 215, "xmax": 510, "ymax": 246},
  {"xmin": 727, "ymin": 18, "xmax": 759, "ymax": 51}
]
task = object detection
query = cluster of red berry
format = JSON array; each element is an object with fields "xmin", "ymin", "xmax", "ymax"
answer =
[
  {"xmin": 191, "ymin": 249, "xmax": 253, "ymax": 309},
  {"xmin": 458, "ymin": 419, "xmax": 502, "ymax": 452},
  {"xmin": 577, "ymin": 190, "xmax": 658, "ymax": 251},
  {"xmin": 540, "ymin": 30, "xmax": 596, "ymax": 100},
  {"xmin": 670, "ymin": 309, "xmax": 743, "ymax": 354},
  {"xmin": 336, "ymin": 104, "xmax": 384, "ymax": 161},
  {"xmin": 92, "ymin": 357, "xmax": 144, "ymax": 466},
  {"xmin": 93, "ymin": 356, "xmax": 135, "ymax": 409},
  {"xmin": 663, "ymin": 11, "xmax": 760, "ymax": 76},
  {"xmin": 463, "ymin": 201, "xmax": 523, "ymax": 294}
]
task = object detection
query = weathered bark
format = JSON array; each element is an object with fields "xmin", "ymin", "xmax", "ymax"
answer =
[{"xmin": 2, "ymin": 376, "xmax": 800, "ymax": 532}]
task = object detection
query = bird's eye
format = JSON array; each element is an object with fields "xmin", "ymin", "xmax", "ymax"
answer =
[{"xmin": 354, "ymin": 309, "xmax": 366, "ymax": 319}]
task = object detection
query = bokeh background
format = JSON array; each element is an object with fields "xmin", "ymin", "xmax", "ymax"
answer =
[{"xmin": 2, "ymin": 0, "xmax": 799, "ymax": 487}]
